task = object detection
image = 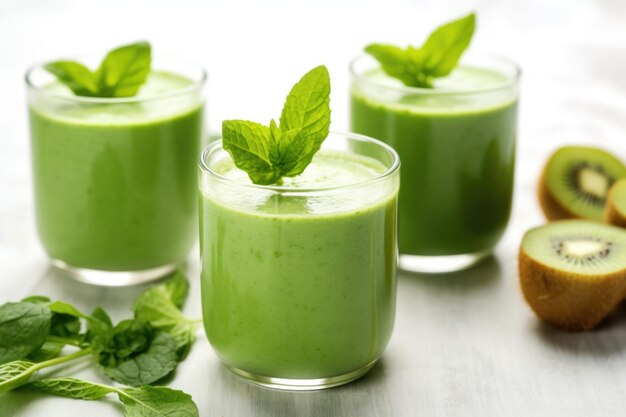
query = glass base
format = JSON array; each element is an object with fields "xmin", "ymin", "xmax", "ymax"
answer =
[
  {"xmin": 223, "ymin": 359, "xmax": 378, "ymax": 391},
  {"xmin": 50, "ymin": 259, "xmax": 178, "ymax": 286},
  {"xmin": 399, "ymin": 249, "xmax": 491, "ymax": 274}
]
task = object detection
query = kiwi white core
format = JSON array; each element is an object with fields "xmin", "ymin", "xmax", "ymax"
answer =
[
  {"xmin": 523, "ymin": 220, "xmax": 626, "ymax": 275},
  {"xmin": 580, "ymin": 168, "xmax": 609, "ymax": 199},
  {"xmin": 562, "ymin": 240, "xmax": 607, "ymax": 257}
]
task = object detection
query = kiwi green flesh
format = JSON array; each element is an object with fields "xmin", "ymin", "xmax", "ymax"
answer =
[
  {"xmin": 522, "ymin": 220, "xmax": 626, "ymax": 275},
  {"xmin": 608, "ymin": 178, "xmax": 626, "ymax": 216},
  {"xmin": 546, "ymin": 146, "xmax": 626, "ymax": 220}
]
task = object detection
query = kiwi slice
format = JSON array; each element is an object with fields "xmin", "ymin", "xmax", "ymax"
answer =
[
  {"xmin": 605, "ymin": 178, "xmax": 626, "ymax": 228},
  {"xmin": 538, "ymin": 146, "xmax": 626, "ymax": 221},
  {"xmin": 519, "ymin": 220, "xmax": 626, "ymax": 330}
]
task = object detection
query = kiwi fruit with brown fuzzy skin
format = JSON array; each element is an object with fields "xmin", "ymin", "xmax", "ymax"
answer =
[
  {"xmin": 605, "ymin": 178, "xmax": 626, "ymax": 228},
  {"xmin": 519, "ymin": 220, "xmax": 626, "ymax": 330},
  {"xmin": 538, "ymin": 146, "xmax": 626, "ymax": 221}
]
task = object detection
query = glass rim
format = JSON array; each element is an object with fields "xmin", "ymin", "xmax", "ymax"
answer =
[
  {"xmin": 199, "ymin": 131, "xmax": 401, "ymax": 194},
  {"xmin": 349, "ymin": 52, "xmax": 521, "ymax": 96},
  {"xmin": 24, "ymin": 56, "xmax": 208, "ymax": 104}
]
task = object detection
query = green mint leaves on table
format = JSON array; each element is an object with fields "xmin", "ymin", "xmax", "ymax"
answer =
[
  {"xmin": 365, "ymin": 12, "xmax": 475, "ymax": 88},
  {"xmin": 44, "ymin": 41, "xmax": 151, "ymax": 98},
  {"xmin": 0, "ymin": 271, "xmax": 200, "ymax": 416},
  {"xmin": 222, "ymin": 65, "xmax": 331, "ymax": 185},
  {"xmin": 27, "ymin": 378, "xmax": 199, "ymax": 417}
]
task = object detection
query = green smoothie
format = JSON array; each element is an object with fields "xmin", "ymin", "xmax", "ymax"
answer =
[
  {"xmin": 351, "ymin": 65, "xmax": 518, "ymax": 256},
  {"xmin": 200, "ymin": 147, "xmax": 398, "ymax": 380},
  {"xmin": 29, "ymin": 71, "xmax": 203, "ymax": 271}
]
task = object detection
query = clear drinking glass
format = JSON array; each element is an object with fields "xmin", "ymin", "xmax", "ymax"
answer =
[
  {"xmin": 350, "ymin": 54, "xmax": 520, "ymax": 273},
  {"xmin": 26, "ymin": 58, "xmax": 207, "ymax": 285},
  {"xmin": 199, "ymin": 132, "xmax": 400, "ymax": 390}
]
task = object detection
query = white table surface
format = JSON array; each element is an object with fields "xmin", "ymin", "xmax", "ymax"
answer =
[{"xmin": 3, "ymin": 0, "xmax": 626, "ymax": 415}]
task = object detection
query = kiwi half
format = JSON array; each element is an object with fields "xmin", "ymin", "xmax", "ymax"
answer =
[
  {"xmin": 519, "ymin": 220, "xmax": 626, "ymax": 330},
  {"xmin": 538, "ymin": 146, "xmax": 626, "ymax": 221},
  {"xmin": 605, "ymin": 178, "xmax": 626, "ymax": 228}
]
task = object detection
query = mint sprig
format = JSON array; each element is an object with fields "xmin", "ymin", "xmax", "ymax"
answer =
[
  {"xmin": 44, "ymin": 41, "xmax": 151, "ymax": 98},
  {"xmin": 365, "ymin": 13, "xmax": 475, "ymax": 88},
  {"xmin": 222, "ymin": 65, "xmax": 331, "ymax": 185},
  {"xmin": 0, "ymin": 272, "xmax": 200, "ymax": 416}
]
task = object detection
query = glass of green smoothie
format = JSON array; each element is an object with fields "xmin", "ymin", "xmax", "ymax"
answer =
[
  {"xmin": 199, "ymin": 131, "xmax": 400, "ymax": 389},
  {"xmin": 350, "ymin": 53, "xmax": 519, "ymax": 273},
  {"xmin": 26, "ymin": 52, "xmax": 206, "ymax": 285}
]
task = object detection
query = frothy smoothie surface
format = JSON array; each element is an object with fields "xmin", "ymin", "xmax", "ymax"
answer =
[
  {"xmin": 215, "ymin": 149, "xmax": 386, "ymax": 188},
  {"xmin": 32, "ymin": 70, "xmax": 200, "ymax": 124},
  {"xmin": 44, "ymin": 70, "xmax": 194, "ymax": 97},
  {"xmin": 354, "ymin": 65, "xmax": 516, "ymax": 113},
  {"xmin": 362, "ymin": 65, "xmax": 510, "ymax": 90},
  {"xmin": 203, "ymin": 149, "xmax": 394, "ymax": 216}
]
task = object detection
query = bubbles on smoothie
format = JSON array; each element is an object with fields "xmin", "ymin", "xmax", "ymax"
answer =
[
  {"xmin": 205, "ymin": 150, "xmax": 395, "ymax": 216},
  {"xmin": 355, "ymin": 66, "xmax": 516, "ymax": 114},
  {"xmin": 33, "ymin": 71, "xmax": 200, "ymax": 125}
]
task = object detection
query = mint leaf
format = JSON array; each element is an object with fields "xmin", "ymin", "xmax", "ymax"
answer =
[
  {"xmin": 102, "ymin": 332, "xmax": 178, "ymax": 386},
  {"xmin": 95, "ymin": 41, "xmax": 151, "ymax": 97},
  {"xmin": 27, "ymin": 378, "xmax": 114, "ymax": 400},
  {"xmin": 44, "ymin": 41, "xmax": 151, "ymax": 98},
  {"xmin": 221, "ymin": 65, "xmax": 331, "ymax": 185},
  {"xmin": 21, "ymin": 296, "xmax": 51, "ymax": 304},
  {"xmin": 222, "ymin": 120, "xmax": 281, "ymax": 185},
  {"xmin": 133, "ymin": 272, "xmax": 199, "ymax": 360},
  {"xmin": 84, "ymin": 308, "xmax": 114, "ymax": 350},
  {"xmin": 279, "ymin": 66, "xmax": 331, "ymax": 137},
  {"xmin": 276, "ymin": 65, "xmax": 331, "ymax": 176},
  {"xmin": 164, "ymin": 323, "xmax": 196, "ymax": 360},
  {"xmin": 119, "ymin": 385, "xmax": 199, "ymax": 417},
  {"xmin": 0, "ymin": 302, "xmax": 51, "ymax": 364},
  {"xmin": 134, "ymin": 292, "xmax": 185, "ymax": 329},
  {"xmin": 365, "ymin": 13, "xmax": 475, "ymax": 88},
  {"xmin": 0, "ymin": 350, "xmax": 92, "ymax": 393},
  {"xmin": 49, "ymin": 313, "xmax": 81, "ymax": 339},
  {"xmin": 0, "ymin": 360, "xmax": 37, "ymax": 393},
  {"xmin": 26, "ymin": 378, "xmax": 200, "ymax": 417},
  {"xmin": 162, "ymin": 271, "xmax": 190, "ymax": 309},
  {"xmin": 24, "ymin": 301, "xmax": 82, "ymax": 361},
  {"xmin": 26, "ymin": 341, "xmax": 64, "ymax": 362},
  {"xmin": 47, "ymin": 300, "xmax": 90, "ymax": 319},
  {"xmin": 90, "ymin": 307, "xmax": 114, "ymax": 328},
  {"xmin": 420, "ymin": 12, "xmax": 475, "ymax": 77},
  {"xmin": 43, "ymin": 62, "xmax": 99, "ymax": 96},
  {"xmin": 106, "ymin": 320, "xmax": 153, "ymax": 361},
  {"xmin": 363, "ymin": 44, "xmax": 419, "ymax": 87}
]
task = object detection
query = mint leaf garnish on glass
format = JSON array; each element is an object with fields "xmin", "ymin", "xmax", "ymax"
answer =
[
  {"xmin": 222, "ymin": 65, "xmax": 331, "ymax": 185},
  {"xmin": 365, "ymin": 12, "xmax": 475, "ymax": 88},
  {"xmin": 44, "ymin": 41, "xmax": 151, "ymax": 98}
]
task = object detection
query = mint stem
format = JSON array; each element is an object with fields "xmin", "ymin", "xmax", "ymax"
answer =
[
  {"xmin": 46, "ymin": 336, "xmax": 82, "ymax": 347},
  {"xmin": 32, "ymin": 348, "xmax": 92, "ymax": 373}
]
